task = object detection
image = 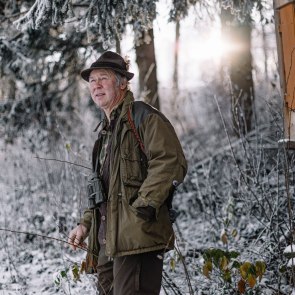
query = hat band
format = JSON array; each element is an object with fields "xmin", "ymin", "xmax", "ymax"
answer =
[{"xmin": 91, "ymin": 61, "xmax": 127, "ymax": 72}]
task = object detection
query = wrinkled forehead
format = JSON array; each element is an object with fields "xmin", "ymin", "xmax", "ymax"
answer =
[{"xmin": 89, "ymin": 68, "xmax": 116, "ymax": 79}]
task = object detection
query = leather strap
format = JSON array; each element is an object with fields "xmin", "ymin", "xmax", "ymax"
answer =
[{"xmin": 127, "ymin": 105, "xmax": 146, "ymax": 155}]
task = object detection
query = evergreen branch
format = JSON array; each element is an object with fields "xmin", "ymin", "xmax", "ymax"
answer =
[
  {"xmin": 1, "ymin": 39, "xmax": 32, "ymax": 63},
  {"xmin": 34, "ymin": 156, "xmax": 91, "ymax": 170},
  {"xmin": 72, "ymin": 4, "xmax": 90, "ymax": 8},
  {"xmin": 13, "ymin": 0, "xmax": 39, "ymax": 29},
  {"xmin": 1, "ymin": 11, "xmax": 29, "ymax": 21}
]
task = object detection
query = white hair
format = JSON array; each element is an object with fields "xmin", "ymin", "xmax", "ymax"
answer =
[{"xmin": 114, "ymin": 72, "xmax": 128, "ymax": 89}]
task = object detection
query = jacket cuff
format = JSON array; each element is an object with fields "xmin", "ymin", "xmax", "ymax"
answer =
[
  {"xmin": 132, "ymin": 196, "xmax": 160, "ymax": 219},
  {"xmin": 78, "ymin": 210, "xmax": 93, "ymax": 230}
]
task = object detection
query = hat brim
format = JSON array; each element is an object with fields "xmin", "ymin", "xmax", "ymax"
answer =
[{"xmin": 81, "ymin": 66, "xmax": 134, "ymax": 82}]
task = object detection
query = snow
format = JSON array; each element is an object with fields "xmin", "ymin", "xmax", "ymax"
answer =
[
  {"xmin": 284, "ymin": 244, "xmax": 295, "ymax": 254},
  {"xmin": 1, "ymin": 0, "xmax": 290, "ymax": 294}
]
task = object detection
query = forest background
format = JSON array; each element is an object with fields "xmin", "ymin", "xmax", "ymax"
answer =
[{"xmin": 0, "ymin": 0, "xmax": 294, "ymax": 294}]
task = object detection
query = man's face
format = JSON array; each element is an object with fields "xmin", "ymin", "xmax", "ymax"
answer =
[{"xmin": 88, "ymin": 69, "xmax": 124, "ymax": 114}]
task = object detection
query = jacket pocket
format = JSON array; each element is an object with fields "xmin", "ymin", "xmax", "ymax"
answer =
[{"xmin": 121, "ymin": 148, "xmax": 145, "ymax": 186}]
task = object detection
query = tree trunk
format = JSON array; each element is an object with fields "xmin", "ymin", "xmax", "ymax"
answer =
[
  {"xmin": 0, "ymin": 76, "xmax": 16, "ymax": 100},
  {"xmin": 135, "ymin": 28, "xmax": 160, "ymax": 110},
  {"xmin": 115, "ymin": 34, "xmax": 121, "ymax": 55},
  {"xmin": 173, "ymin": 20, "xmax": 180, "ymax": 93},
  {"xmin": 260, "ymin": 10, "xmax": 268, "ymax": 81},
  {"xmin": 221, "ymin": 7, "xmax": 254, "ymax": 137}
]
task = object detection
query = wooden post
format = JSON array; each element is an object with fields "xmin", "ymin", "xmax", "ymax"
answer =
[{"xmin": 274, "ymin": 0, "xmax": 295, "ymax": 147}]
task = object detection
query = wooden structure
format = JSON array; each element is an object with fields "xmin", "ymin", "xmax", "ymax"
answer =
[{"xmin": 274, "ymin": 0, "xmax": 295, "ymax": 146}]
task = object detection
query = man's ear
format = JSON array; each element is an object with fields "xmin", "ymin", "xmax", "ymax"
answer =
[{"xmin": 120, "ymin": 79, "xmax": 127, "ymax": 89}]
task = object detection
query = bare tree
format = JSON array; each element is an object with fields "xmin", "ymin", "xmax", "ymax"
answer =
[
  {"xmin": 135, "ymin": 28, "xmax": 160, "ymax": 110},
  {"xmin": 221, "ymin": 6, "xmax": 254, "ymax": 137},
  {"xmin": 173, "ymin": 20, "xmax": 180, "ymax": 93}
]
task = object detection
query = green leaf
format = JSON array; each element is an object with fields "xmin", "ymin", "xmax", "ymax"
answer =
[
  {"xmin": 54, "ymin": 277, "xmax": 61, "ymax": 286},
  {"xmin": 224, "ymin": 218, "xmax": 230, "ymax": 227},
  {"xmin": 247, "ymin": 274, "xmax": 256, "ymax": 288},
  {"xmin": 60, "ymin": 270, "xmax": 68, "ymax": 278},
  {"xmin": 231, "ymin": 229, "xmax": 238, "ymax": 238},
  {"xmin": 279, "ymin": 265, "xmax": 287, "ymax": 273},
  {"xmin": 240, "ymin": 262, "xmax": 251, "ymax": 279},
  {"xmin": 80, "ymin": 260, "xmax": 86, "ymax": 274},
  {"xmin": 220, "ymin": 256, "xmax": 228, "ymax": 271},
  {"xmin": 255, "ymin": 261, "xmax": 266, "ymax": 281},
  {"xmin": 170, "ymin": 258, "xmax": 176, "ymax": 271},
  {"xmin": 232, "ymin": 260, "xmax": 241, "ymax": 269},
  {"xmin": 238, "ymin": 279, "xmax": 246, "ymax": 294},
  {"xmin": 71, "ymin": 264, "xmax": 80, "ymax": 282},
  {"xmin": 221, "ymin": 232, "xmax": 228, "ymax": 245},
  {"xmin": 211, "ymin": 249, "xmax": 226, "ymax": 267},
  {"xmin": 228, "ymin": 251, "xmax": 240, "ymax": 259},
  {"xmin": 223, "ymin": 269, "xmax": 231, "ymax": 283},
  {"xmin": 248, "ymin": 263, "xmax": 257, "ymax": 276},
  {"xmin": 203, "ymin": 261, "xmax": 213, "ymax": 279},
  {"xmin": 65, "ymin": 143, "xmax": 71, "ymax": 151},
  {"xmin": 204, "ymin": 249, "xmax": 220, "ymax": 266}
]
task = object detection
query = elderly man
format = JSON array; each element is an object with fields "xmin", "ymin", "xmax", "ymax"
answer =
[{"xmin": 68, "ymin": 51, "xmax": 187, "ymax": 294}]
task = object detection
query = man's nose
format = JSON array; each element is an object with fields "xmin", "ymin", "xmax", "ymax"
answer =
[{"xmin": 93, "ymin": 79, "xmax": 103, "ymax": 87}]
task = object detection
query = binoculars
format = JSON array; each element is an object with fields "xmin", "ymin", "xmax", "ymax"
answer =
[{"xmin": 87, "ymin": 173, "xmax": 106, "ymax": 209}]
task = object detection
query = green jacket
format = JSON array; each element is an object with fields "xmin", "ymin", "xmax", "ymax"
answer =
[{"xmin": 80, "ymin": 91, "xmax": 187, "ymax": 272}]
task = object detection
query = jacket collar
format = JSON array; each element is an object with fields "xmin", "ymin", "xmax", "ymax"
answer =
[
  {"xmin": 119, "ymin": 90, "xmax": 134, "ymax": 120},
  {"xmin": 93, "ymin": 90, "xmax": 135, "ymax": 132}
]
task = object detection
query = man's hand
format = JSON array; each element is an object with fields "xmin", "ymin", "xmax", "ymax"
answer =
[
  {"xmin": 136, "ymin": 205, "xmax": 156, "ymax": 222},
  {"xmin": 68, "ymin": 224, "xmax": 89, "ymax": 250}
]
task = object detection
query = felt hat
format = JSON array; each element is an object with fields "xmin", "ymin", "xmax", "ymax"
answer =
[{"xmin": 81, "ymin": 51, "xmax": 134, "ymax": 81}]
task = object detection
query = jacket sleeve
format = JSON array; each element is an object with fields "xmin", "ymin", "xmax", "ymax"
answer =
[
  {"xmin": 79, "ymin": 209, "xmax": 93, "ymax": 230},
  {"xmin": 131, "ymin": 113, "xmax": 187, "ymax": 217}
]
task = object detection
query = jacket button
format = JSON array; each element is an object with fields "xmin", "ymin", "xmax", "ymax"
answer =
[
  {"xmin": 173, "ymin": 180, "xmax": 179, "ymax": 187},
  {"xmin": 102, "ymin": 239, "xmax": 106, "ymax": 244},
  {"xmin": 101, "ymin": 215, "xmax": 106, "ymax": 221}
]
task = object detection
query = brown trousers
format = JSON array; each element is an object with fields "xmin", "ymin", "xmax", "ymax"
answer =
[{"xmin": 96, "ymin": 249, "xmax": 164, "ymax": 295}]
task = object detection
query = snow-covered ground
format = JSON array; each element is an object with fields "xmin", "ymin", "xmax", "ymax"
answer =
[
  {"xmin": 0, "ymin": 79, "xmax": 288, "ymax": 294},
  {"xmin": 1, "ymin": 1, "xmax": 291, "ymax": 294}
]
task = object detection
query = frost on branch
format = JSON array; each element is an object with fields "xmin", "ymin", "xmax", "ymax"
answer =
[
  {"xmin": 14, "ymin": 0, "xmax": 158, "ymax": 46},
  {"xmin": 221, "ymin": 0, "xmax": 256, "ymax": 21},
  {"xmin": 84, "ymin": 0, "xmax": 157, "ymax": 48},
  {"xmin": 169, "ymin": 0, "xmax": 190, "ymax": 21},
  {"xmin": 14, "ymin": 0, "xmax": 74, "ymax": 30},
  {"xmin": 168, "ymin": 0, "xmax": 264, "ymax": 23}
]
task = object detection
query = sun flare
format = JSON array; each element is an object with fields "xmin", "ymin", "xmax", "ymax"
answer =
[{"xmin": 192, "ymin": 29, "xmax": 237, "ymax": 62}]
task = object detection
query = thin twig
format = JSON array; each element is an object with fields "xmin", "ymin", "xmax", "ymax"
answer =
[
  {"xmin": 282, "ymin": 149, "xmax": 295, "ymax": 286},
  {"xmin": 162, "ymin": 269, "xmax": 183, "ymax": 295},
  {"xmin": 213, "ymin": 95, "xmax": 270, "ymax": 223},
  {"xmin": 34, "ymin": 156, "xmax": 91, "ymax": 170},
  {"xmin": 0, "ymin": 228, "xmax": 97, "ymax": 258},
  {"xmin": 174, "ymin": 244, "xmax": 194, "ymax": 295}
]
